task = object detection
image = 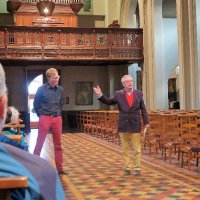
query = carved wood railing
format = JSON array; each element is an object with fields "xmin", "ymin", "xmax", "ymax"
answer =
[
  {"xmin": 20, "ymin": 0, "xmax": 78, "ymax": 3},
  {"xmin": 0, "ymin": 26, "xmax": 143, "ymax": 62}
]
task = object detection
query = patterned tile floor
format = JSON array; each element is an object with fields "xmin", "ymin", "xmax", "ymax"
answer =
[{"xmin": 34, "ymin": 132, "xmax": 200, "ymax": 200}]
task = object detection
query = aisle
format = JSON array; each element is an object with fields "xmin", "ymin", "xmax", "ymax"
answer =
[{"xmin": 39, "ymin": 132, "xmax": 200, "ymax": 200}]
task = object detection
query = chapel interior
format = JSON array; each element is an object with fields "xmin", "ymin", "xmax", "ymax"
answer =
[
  {"xmin": 1, "ymin": 0, "xmax": 200, "ymax": 199},
  {"xmin": 0, "ymin": 0, "xmax": 199, "ymax": 131}
]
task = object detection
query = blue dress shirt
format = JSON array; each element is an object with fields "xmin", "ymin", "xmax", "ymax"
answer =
[{"xmin": 33, "ymin": 83, "xmax": 64, "ymax": 117}]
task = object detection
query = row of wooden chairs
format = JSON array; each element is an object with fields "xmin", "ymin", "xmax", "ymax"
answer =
[
  {"xmin": 146, "ymin": 110, "xmax": 200, "ymax": 171},
  {"xmin": 76, "ymin": 109, "xmax": 200, "ymax": 171},
  {"xmin": 0, "ymin": 121, "xmax": 28, "ymax": 199},
  {"xmin": 76, "ymin": 110, "xmax": 120, "ymax": 145}
]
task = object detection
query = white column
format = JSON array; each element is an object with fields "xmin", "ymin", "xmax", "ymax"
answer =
[
  {"xmin": 176, "ymin": 0, "xmax": 199, "ymax": 109},
  {"xmin": 196, "ymin": 0, "xmax": 200, "ymax": 108}
]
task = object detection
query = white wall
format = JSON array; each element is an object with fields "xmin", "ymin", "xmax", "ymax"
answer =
[
  {"xmin": 154, "ymin": 0, "xmax": 166, "ymax": 109},
  {"xmin": 163, "ymin": 18, "xmax": 178, "ymax": 81},
  {"xmin": 196, "ymin": 0, "xmax": 200, "ymax": 103},
  {"xmin": 163, "ymin": 18, "xmax": 178, "ymax": 105},
  {"xmin": 128, "ymin": 63, "xmax": 140, "ymax": 90}
]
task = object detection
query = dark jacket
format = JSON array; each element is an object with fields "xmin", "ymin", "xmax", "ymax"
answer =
[{"xmin": 98, "ymin": 89, "xmax": 149, "ymax": 133}]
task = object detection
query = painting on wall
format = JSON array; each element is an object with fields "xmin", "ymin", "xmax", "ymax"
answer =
[
  {"xmin": 79, "ymin": 0, "xmax": 93, "ymax": 15},
  {"xmin": 76, "ymin": 82, "xmax": 93, "ymax": 105}
]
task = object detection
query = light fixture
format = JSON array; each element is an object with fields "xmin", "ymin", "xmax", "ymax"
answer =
[
  {"xmin": 7, "ymin": 0, "xmax": 21, "ymax": 14},
  {"xmin": 37, "ymin": 0, "xmax": 55, "ymax": 17},
  {"xmin": 69, "ymin": 0, "xmax": 83, "ymax": 15}
]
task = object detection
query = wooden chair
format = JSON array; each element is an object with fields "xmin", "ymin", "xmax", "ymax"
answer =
[
  {"xmin": 0, "ymin": 176, "xmax": 28, "ymax": 200},
  {"xmin": 163, "ymin": 115, "xmax": 182, "ymax": 164},
  {"xmin": 179, "ymin": 133, "xmax": 200, "ymax": 171},
  {"xmin": 104, "ymin": 111, "xmax": 120, "ymax": 144},
  {"xmin": 95, "ymin": 111, "xmax": 108, "ymax": 140},
  {"xmin": 83, "ymin": 111, "xmax": 96, "ymax": 136},
  {"xmin": 148, "ymin": 117, "xmax": 163, "ymax": 157},
  {"xmin": 75, "ymin": 111, "xmax": 82, "ymax": 132},
  {"xmin": 179, "ymin": 118, "xmax": 200, "ymax": 171}
]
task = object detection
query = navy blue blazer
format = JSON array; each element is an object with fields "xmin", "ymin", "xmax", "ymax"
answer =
[{"xmin": 98, "ymin": 89, "xmax": 149, "ymax": 133}]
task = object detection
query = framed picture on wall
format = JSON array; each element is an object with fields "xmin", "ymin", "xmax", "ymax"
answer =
[{"xmin": 76, "ymin": 82, "xmax": 93, "ymax": 105}]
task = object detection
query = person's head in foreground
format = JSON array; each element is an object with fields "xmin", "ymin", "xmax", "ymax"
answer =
[{"xmin": 0, "ymin": 63, "xmax": 7, "ymax": 131}]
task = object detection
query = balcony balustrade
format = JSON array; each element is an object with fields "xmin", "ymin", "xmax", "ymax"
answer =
[{"xmin": 0, "ymin": 26, "xmax": 143, "ymax": 63}]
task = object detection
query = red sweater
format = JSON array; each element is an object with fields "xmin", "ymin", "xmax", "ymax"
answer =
[{"xmin": 125, "ymin": 92, "xmax": 134, "ymax": 107}]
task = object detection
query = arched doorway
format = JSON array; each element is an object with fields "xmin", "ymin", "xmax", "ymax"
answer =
[{"xmin": 28, "ymin": 74, "xmax": 43, "ymax": 129}]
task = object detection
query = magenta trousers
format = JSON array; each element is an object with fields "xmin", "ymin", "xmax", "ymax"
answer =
[{"xmin": 33, "ymin": 115, "xmax": 63, "ymax": 171}]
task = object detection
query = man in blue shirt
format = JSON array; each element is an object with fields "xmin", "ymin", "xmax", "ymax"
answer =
[
  {"xmin": 33, "ymin": 68, "xmax": 66, "ymax": 174},
  {"xmin": 0, "ymin": 63, "xmax": 65, "ymax": 199}
]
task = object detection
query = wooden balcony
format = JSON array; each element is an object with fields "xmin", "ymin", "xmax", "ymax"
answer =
[{"xmin": 0, "ymin": 26, "xmax": 143, "ymax": 65}]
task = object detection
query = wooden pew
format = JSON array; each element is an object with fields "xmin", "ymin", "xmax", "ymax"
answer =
[{"xmin": 0, "ymin": 176, "xmax": 28, "ymax": 200}]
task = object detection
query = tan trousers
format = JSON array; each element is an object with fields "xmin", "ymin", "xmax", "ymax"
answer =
[{"xmin": 119, "ymin": 132, "xmax": 141, "ymax": 171}]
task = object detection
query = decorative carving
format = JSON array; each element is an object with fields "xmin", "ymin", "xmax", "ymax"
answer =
[
  {"xmin": 0, "ymin": 26, "xmax": 143, "ymax": 62},
  {"xmin": 0, "ymin": 32, "xmax": 4, "ymax": 46},
  {"xmin": 108, "ymin": 20, "xmax": 120, "ymax": 28},
  {"xmin": 37, "ymin": 0, "xmax": 55, "ymax": 16},
  {"xmin": 16, "ymin": 3, "xmax": 38, "ymax": 13},
  {"xmin": 44, "ymin": 32, "xmax": 59, "ymax": 45},
  {"xmin": 7, "ymin": 0, "xmax": 21, "ymax": 14},
  {"xmin": 96, "ymin": 33, "xmax": 108, "ymax": 46},
  {"xmin": 70, "ymin": 2, "xmax": 83, "ymax": 15}
]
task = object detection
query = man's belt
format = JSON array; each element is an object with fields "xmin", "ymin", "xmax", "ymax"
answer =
[{"xmin": 47, "ymin": 114, "xmax": 60, "ymax": 118}]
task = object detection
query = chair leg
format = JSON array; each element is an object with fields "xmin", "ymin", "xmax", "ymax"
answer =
[
  {"xmin": 181, "ymin": 150, "xmax": 184, "ymax": 168},
  {"xmin": 196, "ymin": 152, "xmax": 199, "ymax": 167},
  {"xmin": 169, "ymin": 147, "xmax": 172, "ymax": 164},
  {"xmin": 188, "ymin": 150, "xmax": 192, "ymax": 171},
  {"xmin": 164, "ymin": 146, "xmax": 167, "ymax": 161}
]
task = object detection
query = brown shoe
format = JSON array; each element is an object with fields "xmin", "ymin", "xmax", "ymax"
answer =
[
  {"xmin": 134, "ymin": 170, "xmax": 141, "ymax": 176},
  {"xmin": 58, "ymin": 170, "xmax": 68, "ymax": 175},
  {"xmin": 124, "ymin": 170, "xmax": 131, "ymax": 175}
]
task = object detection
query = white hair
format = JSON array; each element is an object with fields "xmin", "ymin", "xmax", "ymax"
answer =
[
  {"xmin": 9, "ymin": 106, "xmax": 19, "ymax": 122},
  {"xmin": 121, "ymin": 75, "xmax": 133, "ymax": 83}
]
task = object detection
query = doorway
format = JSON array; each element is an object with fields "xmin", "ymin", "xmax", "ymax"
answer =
[{"xmin": 28, "ymin": 74, "xmax": 43, "ymax": 129}]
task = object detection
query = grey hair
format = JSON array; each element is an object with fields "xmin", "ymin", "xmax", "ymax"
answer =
[
  {"xmin": 9, "ymin": 106, "xmax": 19, "ymax": 122},
  {"xmin": 121, "ymin": 75, "xmax": 133, "ymax": 83},
  {"xmin": 0, "ymin": 63, "xmax": 7, "ymax": 97}
]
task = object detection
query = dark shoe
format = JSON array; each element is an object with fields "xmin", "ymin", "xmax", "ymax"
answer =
[
  {"xmin": 124, "ymin": 170, "xmax": 131, "ymax": 175},
  {"xmin": 134, "ymin": 170, "xmax": 141, "ymax": 176},
  {"xmin": 58, "ymin": 170, "xmax": 68, "ymax": 175}
]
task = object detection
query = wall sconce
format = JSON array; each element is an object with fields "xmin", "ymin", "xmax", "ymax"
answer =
[
  {"xmin": 37, "ymin": 0, "xmax": 55, "ymax": 17},
  {"xmin": 70, "ymin": 0, "xmax": 83, "ymax": 15},
  {"xmin": 7, "ymin": 0, "xmax": 21, "ymax": 14}
]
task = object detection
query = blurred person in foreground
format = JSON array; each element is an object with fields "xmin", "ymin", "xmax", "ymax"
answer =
[
  {"xmin": 0, "ymin": 63, "xmax": 65, "ymax": 200},
  {"xmin": 93, "ymin": 75, "xmax": 150, "ymax": 176}
]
